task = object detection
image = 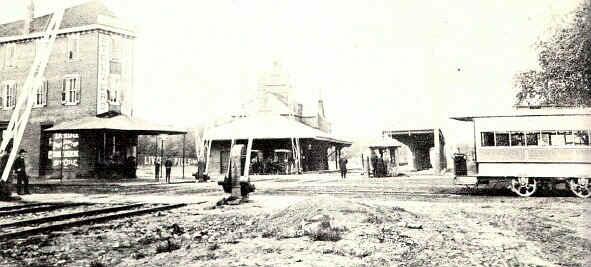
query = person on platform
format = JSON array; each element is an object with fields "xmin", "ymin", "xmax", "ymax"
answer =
[
  {"xmin": 339, "ymin": 156, "xmax": 348, "ymax": 179},
  {"xmin": 165, "ymin": 157, "xmax": 173, "ymax": 183},
  {"xmin": 14, "ymin": 149, "xmax": 30, "ymax": 195},
  {"xmin": 154, "ymin": 159, "xmax": 161, "ymax": 180}
]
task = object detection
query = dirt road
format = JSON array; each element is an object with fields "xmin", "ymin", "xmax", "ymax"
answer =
[{"xmin": 0, "ymin": 173, "xmax": 589, "ymax": 266}]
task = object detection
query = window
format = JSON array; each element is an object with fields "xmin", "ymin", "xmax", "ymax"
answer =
[
  {"xmin": 481, "ymin": 132, "xmax": 495, "ymax": 146},
  {"xmin": 62, "ymin": 75, "xmax": 80, "ymax": 105},
  {"xmin": 574, "ymin": 130, "xmax": 590, "ymax": 146},
  {"xmin": 67, "ymin": 33, "xmax": 80, "ymax": 61},
  {"xmin": 107, "ymin": 74, "xmax": 120, "ymax": 105},
  {"xmin": 495, "ymin": 132, "xmax": 510, "ymax": 146},
  {"xmin": 110, "ymin": 60, "xmax": 121, "ymax": 74},
  {"xmin": 1, "ymin": 81, "xmax": 17, "ymax": 109},
  {"xmin": 540, "ymin": 131, "xmax": 554, "ymax": 146},
  {"xmin": 558, "ymin": 130, "xmax": 573, "ymax": 145},
  {"xmin": 34, "ymin": 79, "xmax": 48, "ymax": 108},
  {"xmin": 111, "ymin": 36, "xmax": 121, "ymax": 61},
  {"xmin": 5, "ymin": 43, "xmax": 16, "ymax": 67},
  {"xmin": 526, "ymin": 132, "xmax": 539, "ymax": 146},
  {"xmin": 510, "ymin": 132, "xmax": 525, "ymax": 146}
]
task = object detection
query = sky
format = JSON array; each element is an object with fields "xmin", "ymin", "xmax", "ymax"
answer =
[{"xmin": 0, "ymin": 0, "xmax": 582, "ymax": 147}]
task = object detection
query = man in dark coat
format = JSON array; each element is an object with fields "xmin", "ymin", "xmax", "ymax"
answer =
[
  {"xmin": 164, "ymin": 157, "xmax": 173, "ymax": 183},
  {"xmin": 339, "ymin": 156, "xmax": 348, "ymax": 179},
  {"xmin": 14, "ymin": 149, "xmax": 29, "ymax": 195},
  {"xmin": 154, "ymin": 159, "xmax": 161, "ymax": 181}
]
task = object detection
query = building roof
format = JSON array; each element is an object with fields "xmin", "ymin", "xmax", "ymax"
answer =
[
  {"xmin": 382, "ymin": 114, "xmax": 440, "ymax": 134},
  {"xmin": 367, "ymin": 137, "xmax": 402, "ymax": 148},
  {"xmin": 0, "ymin": 0, "xmax": 132, "ymax": 40},
  {"xmin": 44, "ymin": 114, "xmax": 187, "ymax": 135},
  {"xmin": 205, "ymin": 114, "xmax": 351, "ymax": 145},
  {"xmin": 450, "ymin": 107, "xmax": 591, "ymax": 121}
]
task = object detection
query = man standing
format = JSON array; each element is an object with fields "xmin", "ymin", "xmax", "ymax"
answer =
[
  {"xmin": 154, "ymin": 159, "xmax": 161, "ymax": 181},
  {"xmin": 339, "ymin": 156, "xmax": 348, "ymax": 179},
  {"xmin": 14, "ymin": 149, "xmax": 30, "ymax": 195},
  {"xmin": 164, "ymin": 157, "xmax": 173, "ymax": 183}
]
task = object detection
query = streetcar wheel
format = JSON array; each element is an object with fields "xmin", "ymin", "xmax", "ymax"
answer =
[
  {"xmin": 568, "ymin": 178, "xmax": 591, "ymax": 198},
  {"xmin": 510, "ymin": 177, "xmax": 537, "ymax": 197}
]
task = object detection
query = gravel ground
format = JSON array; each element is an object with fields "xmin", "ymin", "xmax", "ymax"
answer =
[{"xmin": 0, "ymin": 173, "xmax": 588, "ymax": 266}]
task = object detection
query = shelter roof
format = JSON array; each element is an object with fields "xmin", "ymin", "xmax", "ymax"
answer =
[
  {"xmin": 205, "ymin": 114, "xmax": 351, "ymax": 145},
  {"xmin": 382, "ymin": 115, "xmax": 439, "ymax": 135},
  {"xmin": 44, "ymin": 114, "xmax": 187, "ymax": 135},
  {"xmin": 367, "ymin": 137, "xmax": 402, "ymax": 148}
]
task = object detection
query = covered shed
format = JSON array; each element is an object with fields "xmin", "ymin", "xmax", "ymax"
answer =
[
  {"xmin": 44, "ymin": 112, "xmax": 187, "ymax": 179},
  {"xmin": 382, "ymin": 120, "xmax": 446, "ymax": 173},
  {"xmin": 203, "ymin": 114, "xmax": 351, "ymax": 176}
]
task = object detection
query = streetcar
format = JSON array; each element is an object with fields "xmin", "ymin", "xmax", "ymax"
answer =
[{"xmin": 450, "ymin": 108, "xmax": 591, "ymax": 198}]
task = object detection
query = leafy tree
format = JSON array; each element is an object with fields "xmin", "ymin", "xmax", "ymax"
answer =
[{"xmin": 515, "ymin": 0, "xmax": 591, "ymax": 106}]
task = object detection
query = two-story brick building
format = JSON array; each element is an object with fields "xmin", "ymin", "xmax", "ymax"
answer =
[{"xmin": 0, "ymin": 1, "xmax": 185, "ymax": 179}]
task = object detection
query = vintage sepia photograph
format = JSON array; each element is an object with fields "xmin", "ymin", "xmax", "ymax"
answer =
[{"xmin": 0, "ymin": 0, "xmax": 589, "ymax": 266}]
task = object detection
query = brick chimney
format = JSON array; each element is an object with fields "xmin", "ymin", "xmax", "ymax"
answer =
[{"xmin": 23, "ymin": 0, "xmax": 35, "ymax": 35}]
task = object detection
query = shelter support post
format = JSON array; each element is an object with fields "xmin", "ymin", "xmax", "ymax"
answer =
[
  {"xmin": 60, "ymin": 134, "xmax": 64, "ymax": 182},
  {"xmin": 182, "ymin": 134, "xmax": 186, "ymax": 179},
  {"xmin": 433, "ymin": 128, "xmax": 441, "ymax": 174},
  {"xmin": 244, "ymin": 137, "xmax": 253, "ymax": 182},
  {"xmin": 160, "ymin": 138, "xmax": 164, "ymax": 178},
  {"xmin": 205, "ymin": 139, "xmax": 212, "ymax": 174},
  {"xmin": 103, "ymin": 132, "xmax": 107, "ymax": 162},
  {"xmin": 335, "ymin": 145, "xmax": 340, "ymax": 170},
  {"xmin": 361, "ymin": 153, "xmax": 364, "ymax": 173},
  {"xmin": 227, "ymin": 139, "xmax": 235, "ymax": 178}
]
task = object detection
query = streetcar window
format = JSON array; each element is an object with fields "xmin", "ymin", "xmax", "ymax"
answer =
[
  {"xmin": 526, "ymin": 132, "xmax": 539, "ymax": 146},
  {"xmin": 574, "ymin": 130, "xmax": 589, "ymax": 146},
  {"xmin": 495, "ymin": 132, "xmax": 510, "ymax": 146},
  {"xmin": 481, "ymin": 132, "xmax": 495, "ymax": 146},
  {"xmin": 540, "ymin": 131, "xmax": 555, "ymax": 146},
  {"xmin": 510, "ymin": 132, "xmax": 525, "ymax": 146},
  {"xmin": 557, "ymin": 130, "xmax": 573, "ymax": 146}
]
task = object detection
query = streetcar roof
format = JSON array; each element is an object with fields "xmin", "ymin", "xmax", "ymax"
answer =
[{"xmin": 450, "ymin": 107, "xmax": 591, "ymax": 121}]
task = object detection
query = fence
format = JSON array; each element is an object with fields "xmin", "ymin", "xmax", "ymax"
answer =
[
  {"xmin": 136, "ymin": 155, "xmax": 199, "ymax": 167},
  {"xmin": 136, "ymin": 154, "xmax": 199, "ymax": 179}
]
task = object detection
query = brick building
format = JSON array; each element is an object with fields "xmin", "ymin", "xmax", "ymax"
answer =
[{"xmin": 0, "ymin": 1, "xmax": 160, "ymax": 179}]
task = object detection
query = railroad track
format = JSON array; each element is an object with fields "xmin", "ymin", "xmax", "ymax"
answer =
[
  {"xmin": 260, "ymin": 188, "xmax": 459, "ymax": 197},
  {"xmin": 0, "ymin": 202, "xmax": 186, "ymax": 241},
  {"xmin": 0, "ymin": 202, "xmax": 91, "ymax": 217}
]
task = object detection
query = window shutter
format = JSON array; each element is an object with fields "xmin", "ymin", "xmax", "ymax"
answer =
[
  {"xmin": 75, "ymin": 77, "xmax": 81, "ymax": 103},
  {"xmin": 62, "ymin": 79, "xmax": 66, "ymax": 103},
  {"xmin": 42, "ymin": 80, "xmax": 48, "ymax": 106},
  {"xmin": 11, "ymin": 84, "xmax": 16, "ymax": 108},
  {"xmin": 0, "ymin": 84, "xmax": 4, "ymax": 108}
]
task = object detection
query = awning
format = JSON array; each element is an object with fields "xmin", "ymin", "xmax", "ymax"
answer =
[
  {"xmin": 205, "ymin": 114, "xmax": 351, "ymax": 146},
  {"xmin": 44, "ymin": 114, "xmax": 187, "ymax": 135}
]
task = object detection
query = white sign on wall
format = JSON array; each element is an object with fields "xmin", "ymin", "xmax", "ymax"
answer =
[
  {"xmin": 51, "ymin": 133, "xmax": 80, "ymax": 168},
  {"xmin": 97, "ymin": 33, "xmax": 111, "ymax": 114}
]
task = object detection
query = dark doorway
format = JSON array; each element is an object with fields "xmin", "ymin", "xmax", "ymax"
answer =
[
  {"xmin": 39, "ymin": 124, "xmax": 53, "ymax": 176},
  {"xmin": 220, "ymin": 150, "xmax": 229, "ymax": 175}
]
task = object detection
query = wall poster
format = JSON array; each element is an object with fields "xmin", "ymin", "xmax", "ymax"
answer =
[{"xmin": 49, "ymin": 133, "xmax": 79, "ymax": 168}]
